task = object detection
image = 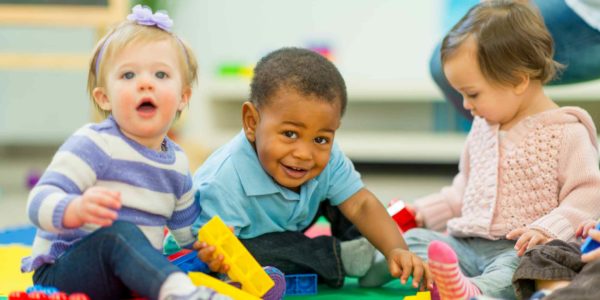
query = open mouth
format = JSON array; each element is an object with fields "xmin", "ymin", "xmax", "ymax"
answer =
[
  {"xmin": 283, "ymin": 164, "xmax": 309, "ymax": 179},
  {"xmin": 137, "ymin": 99, "xmax": 156, "ymax": 113}
]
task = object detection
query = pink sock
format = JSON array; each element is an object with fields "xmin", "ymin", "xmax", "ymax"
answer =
[{"xmin": 427, "ymin": 241, "xmax": 481, "ymax": 300}]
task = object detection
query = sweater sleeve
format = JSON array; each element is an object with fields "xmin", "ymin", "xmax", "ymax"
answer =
[
  {"xmin": 414, "ymin": 142, "xmax": 469, "ymax": 231},
  {"xmin": 167, "ymin": 170, "xmax": 199, "ymax": 249},
  {"xmin": 26, "ymin": 128, "xmax": 107, "ymax": 233},
  {"xmin": 529, "ymin": 124, "xmax": 600, "ymax": 241}
]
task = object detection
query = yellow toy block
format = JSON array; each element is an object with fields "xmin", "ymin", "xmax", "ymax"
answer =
[
  {"xmin": 198, "ymin": 216, "xmax": 274, "ymax": 297},
  {"xmin": 403, "ymin": 291, "xmax": 431, "ymax": 300},
  {"xmin": 189, "ymin": 272, "xmax": 260, "ymax": 300}
]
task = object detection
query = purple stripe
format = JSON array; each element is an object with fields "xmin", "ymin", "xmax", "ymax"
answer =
[
  {"xmin": 52, "ymin": 195, "xmax": 75, "ymax": 230},
  {"xmin": 117, "ymin": 206, "xmax": 166, "ymax": 227},
  {"xmin": 38, "ymin": 228, "xmax": 88, "ymax": 241},
  {"xmin": 102, "ymin": 160, "xmax": 189, "ymax": 198},
  {"xmin": 167, "ymin": 201, "xmax": 200, "ymax": 230},
  {"xmin": 59, "ymin": 135, "xmax": 109, "ymax": 175},
  {"xmin": 28, "ymin": 186, "xmax": 65, "ymax": 228},
  {"xmin": 37, "ymin": 171, "xmax": 82, "ymax": 195}
]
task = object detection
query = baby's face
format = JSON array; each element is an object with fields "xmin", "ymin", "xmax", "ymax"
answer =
[
  {"xmin": 94, "ymin": 39, "xmax": 189, "ymax": 150},
  {"xmin": 252, "ymin": 88, "xmax": 341, "ymax": 192}
]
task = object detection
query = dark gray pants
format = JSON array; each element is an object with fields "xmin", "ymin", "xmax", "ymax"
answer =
[{"xmin": 513, "ymin": 239, "xmax": 600, "ymax": 300}]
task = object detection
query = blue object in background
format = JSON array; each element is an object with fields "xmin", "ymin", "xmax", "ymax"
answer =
[
  {"xmin": 0, "ymin": 225, "xmax": 36, "ymax": 246},
  {"xmin": 581, "ymin": 223, "xmax": 600, "ymax": 254},
  {"xmin": 285, "ymin": 273, "xmax": 318, "ymax": 296},
  {"xmin": 170, "ymin": 250, "xmax": 210, "ymax": 274}
]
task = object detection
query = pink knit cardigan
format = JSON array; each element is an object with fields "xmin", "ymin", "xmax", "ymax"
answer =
[{"xmin": 415, "ymin": 107, "xmax": 600, "ymax": 241}]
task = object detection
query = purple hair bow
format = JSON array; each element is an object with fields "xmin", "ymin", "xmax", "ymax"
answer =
[{"xmin": 127, "ymin": 4, "xmax": 173, "ymax": 32}]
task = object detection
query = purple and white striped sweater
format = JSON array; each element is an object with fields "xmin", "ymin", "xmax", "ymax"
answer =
[{"xmin": 21, "ymin": 116, "xmax": 199, "ymax": 272}]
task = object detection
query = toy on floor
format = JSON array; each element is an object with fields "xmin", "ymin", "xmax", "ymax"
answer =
[
  {"xmin": 189, "ymin": 272, "xmax": 261, "ymax": 300},
  {"xmin": 167, "ymin": 249, "xmax": 210, "ymax": 273},
  {"xmin": 284, "ymin": 273, "xmax": 317, "ymax": 296},
  {"xmin": 387, "ymin": 200, "xmax": 417, "ymax": 232},
  {"xmin": 403, "ymin": 291, "xmax": 431, "ymax": 300},
  {"xmin": 198, "ymin": 216, "xmax": 274, "ymax": 297},
  {"xmin": 581, "ymin": 223, "xmax": 600, "ymax": 254},
  {"xmin": 8, "ymin": 285, "xmax": 89, "ymax": 300}
]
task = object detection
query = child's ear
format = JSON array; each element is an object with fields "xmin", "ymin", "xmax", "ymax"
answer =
[
  {"xmin": 92, "ymin": 87, "xmax": 112, "ymax": 111},
  {"xmin": 242, "ymin": 101, "xmax": 259, "ymax": 143},
  {"xmin": 514, "ymin": 72, "xmax": 530, "ymax": 95},
  {"xmin": 178, "ymin": 87, "xmax": 192, "ymax": 111}
]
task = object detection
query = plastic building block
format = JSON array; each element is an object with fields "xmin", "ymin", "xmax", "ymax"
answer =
[
  {"xmin": 581, "ymin": 223, "xmax": 600, "ymax": 254},
  {"xmin": 198, "ymin": 216, "xmax": 274, "ymax": 297},
  {"xmin": 168, "ymin": 249, "xmax": 210, "ymax": 273},
  {"xmin": 403, "ymin": 291, "xmax": 431, "ymax": 300},
  {"xmin": 387, "ymin": 200, "xmax": 417, "ymax": 232},
  {"xmin": 188, "ymin": 272, "xmax": 260, "ymax": 300},
  {"xmin": 284, "ymin": 274, "xmax": 317, "ymax": 296}
]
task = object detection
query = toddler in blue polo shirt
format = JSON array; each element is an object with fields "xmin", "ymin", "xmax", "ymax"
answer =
[{"xmin": 189, "ymin": 47, "xmax": 432, "ymax": 290}]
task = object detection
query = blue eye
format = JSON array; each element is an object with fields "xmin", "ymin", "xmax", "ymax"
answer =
[
  {"xmin": 283, "ymin": 131, "xmax": 298, "ymax": 139},
  {"xmin": 314, "ymin": 137, "xmax": 329, "ymax": 145},
  {"xmin": 155, "ymin": 71, "xmax": 168, "ymax": 79},
  {"xmin": 122, "ymin": 72, "xmax": 135, "ymax": 79}
]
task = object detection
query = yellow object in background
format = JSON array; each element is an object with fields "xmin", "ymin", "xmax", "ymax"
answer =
[
  {"xmin": 0, "ymin": 245, "xmax": 33, "ymax": 295},
  {"xmin": 198, "ymin": 216, "xmax": 274, "ymax": 297},
  {"xmin": 403, "ymin": 291, "xmax": 431, "ymax": 300},
  {"xmin": 189, "ymin": 272, "xmax": 260, "ymax": 300}
]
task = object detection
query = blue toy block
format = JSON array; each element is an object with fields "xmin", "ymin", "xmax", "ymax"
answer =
[
  {"xmin": 284, "ymin": 273, "xmax": 317, "ymax": 296},
  {"xmin": 581, "ymin": 223, "xmax": 600, "ymax": 254},
  {"xmin": 171, "ymin": 251, "xmax": 210, "ymax": 274}
]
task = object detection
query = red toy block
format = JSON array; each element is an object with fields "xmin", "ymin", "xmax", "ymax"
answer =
[{"xmin": 387, "ymin": 200, "xmax": 417, "ymax": 232}]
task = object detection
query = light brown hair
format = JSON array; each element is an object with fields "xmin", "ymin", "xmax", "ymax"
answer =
[
  {"xmin": 87, "ymin": 21, "xmax": 198, "ymax": 117},
  {"xmin": 441, "ymin": 0, "xmax": 563, "ymax": 86}
]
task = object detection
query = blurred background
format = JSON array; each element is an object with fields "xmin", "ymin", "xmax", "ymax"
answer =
[{"xmin": 1, "ymin": 0, "xmax": 599, "ymax": 229}]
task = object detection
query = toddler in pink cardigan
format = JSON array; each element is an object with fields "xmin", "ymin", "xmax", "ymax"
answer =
[{"xmin": 359, "ymin": 1, "xmax": 600, "ymax": 299}]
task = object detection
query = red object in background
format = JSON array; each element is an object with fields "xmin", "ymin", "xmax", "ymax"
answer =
[
  {"xmin": 387, "ymin": 200, "xmax": 417, "ymax": 232},
  {"xmin": 48, "ymin": 292, "xmax": 69, "ymax": 300},
  {"xmin": 67, "ymin": 294, "xmax": 90, "ymax": 300},
  {"xmin": 8, "ymin": 291, "xmax": 29, "ymax": 300},
  {"xmin": 27, "ymin": 292, "xmax": 48, "ymax": 300}
]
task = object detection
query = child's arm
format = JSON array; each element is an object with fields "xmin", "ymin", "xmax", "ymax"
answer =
[
  {"xmin": 166, "ymin": 172, "xmax": 200, "ymax": 249},
  {"xmin": 508, "ymin": 124, "xmax": 600, "ymax": 254},
  {"xmin": 27, "ymin": 128, "xmax": 117, "ymax": 232},
  {"xmin": 339, "ymin": 188, "xmax": 433, "ymax": 289}
]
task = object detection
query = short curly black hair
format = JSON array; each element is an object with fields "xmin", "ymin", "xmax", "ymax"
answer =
[{"xmin": 250, "ymin": 47, "xmax": 347, "ymax": 116}]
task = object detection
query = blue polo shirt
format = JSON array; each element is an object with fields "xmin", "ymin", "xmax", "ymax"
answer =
[{"xmin": 191, "ymin": 131, "xmax": 364, "ymax": 239}]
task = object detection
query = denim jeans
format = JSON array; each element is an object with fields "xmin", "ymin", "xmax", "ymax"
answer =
[
  {"xmin": 33, "ymin": 221, "xmax": 180, "ymax": 300},
  {"xmin": 404, "ymin": 228, "xmax": 519, "ymax": 299},
  {"xmin": 240, "ymin": 201, "xmax": 362, "ymax": 288},
  {"xmin": 430, "ymin": 0, "xmax": 600, "ymax": 119}
]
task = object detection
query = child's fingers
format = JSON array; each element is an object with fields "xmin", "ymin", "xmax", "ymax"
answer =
[
  {"xmin": 506, "ymin": 227, "xmax": 526, "ymax": 240},
  {"xmin": 410, "ymin": 258, "xmax": 424, "ymax": 289},
  {"xmin": 583, "ymin": 223, "xmax": 597, "ymax": 238},
  {"xmin": 423, "ymin": 263, "xmax": 434, "ymax": 290},
  {"xmin": 399, "ymin": 255, "xmax": 413, "ymax": 285},
  {"xmin": 198, "ymin": 245, "xmax": 215, "ymax": 261}
]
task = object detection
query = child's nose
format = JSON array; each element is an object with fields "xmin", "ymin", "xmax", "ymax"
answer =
[
  {"xmin": 137, "ymin": 75, "xmax": 154, "ymax": 91},
  {"xmin": 293, "ymin": 142, "xmax": 312, "ymax": 160},
  {"xmin": 462, "ymin": 98, "xmax": 473, "ymax": 110}
]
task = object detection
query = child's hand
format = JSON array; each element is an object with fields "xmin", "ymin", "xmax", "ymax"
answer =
[
  {"xmin": 582, "ymin": 228, "xmax": 600, "ymax": 263},
  {"xmin": 506, "ymin": 227, "xmax": 552, "ymax": 256},
  {"xmin": 64, "ymin": 187, "xmax": 121, "ymax": 228},
  {"xmin": 576, "ymin": 220, "xmax": 598, "ymax": 239},
  {"xmin": 387, "ymin": 248, "xmax": 433, "ymax": 290},
  {"xmin": 193, "ymin": 241, "xmax": 230, "ymax": 273}
]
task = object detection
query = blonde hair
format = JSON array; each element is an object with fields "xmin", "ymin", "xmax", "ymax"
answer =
[
  {"xmin": 441, "ymin": 0, "xmax": 563, "ymax": 87},
  {"xmin": 87, "ymin": 21, "xmax": 198, "ymax": 117}
]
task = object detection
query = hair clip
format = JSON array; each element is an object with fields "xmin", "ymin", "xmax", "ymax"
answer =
[{"xmin": 127, "ymin": 4, "xmax": 173, "ymax": 32}]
